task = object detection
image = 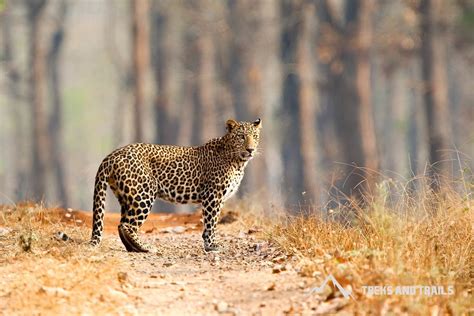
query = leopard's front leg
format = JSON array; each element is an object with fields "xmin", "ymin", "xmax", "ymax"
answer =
[{"xmin": 201, "ymin": 194, "xmax": 223, "ymax": 252}]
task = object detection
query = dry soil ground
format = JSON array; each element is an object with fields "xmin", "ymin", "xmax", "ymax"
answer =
[{"xmin": 0, "ymin": 206, "xmax": 349, "ymax": 315}]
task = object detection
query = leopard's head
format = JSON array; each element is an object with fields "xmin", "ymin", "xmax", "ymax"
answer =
[{"xmin": 225, "ymin": 118, "xmax": 262, "ymax": 162}]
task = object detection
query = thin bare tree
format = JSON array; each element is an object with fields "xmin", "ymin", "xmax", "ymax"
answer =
[
  {"xmin": 150, "ymin": 1, "xmax": 186, "ymax": 212},
  {"xmin": 106, "ymin": 0, "xmax": 133, "ymax": 147},
  {"xmin": 250, "ymin": 0, "xmax": 283, "ymax": 205},
  {"xmin": 47, "ymin": 0, "xmax": 69, "ymax": 206},
  {"xmin": 318, "ymin": 0, "xmax": 379, "ymax": 201},
  {"xmin": 280, "ymin": 0, "xmax": 304, "ymax": 206},
  {"xmin": 1, "ymin": 2, "xmax": 29, "ymax": 200},
  {"xmin": 25, "ymin": 0, "xmax": 49, "ymax": 202},
  {"xmin": 296, "ymin": 1, "xmax": 321, "ymax": 204},
  {"xmin": 226, "ymin": 0, "xmax": 250, "ymax": 121},
  {"xmin": 226, "ymin": 0, "xmax": 282, "ymax": 200},
  {"xmin": 150, "ymin": 1, "xmax": 184, "ymax": 146},
  {"xmin": 195, "ymin": 2, "xmax": 217, "ymax": 143},
  {"xmin": 420, "ymin": 0, "xmax": 452, "ymax": 188},
  {"xmin": 130, "ymin": 0, "xmax": 149, "ymax": 142}
]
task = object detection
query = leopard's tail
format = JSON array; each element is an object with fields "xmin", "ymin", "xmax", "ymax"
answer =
[{"xmin": 90, "ymin": 160, "xmax": 110, "ymax": 246}]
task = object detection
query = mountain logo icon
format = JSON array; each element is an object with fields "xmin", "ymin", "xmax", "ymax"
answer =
[{"xmin": 307, "ymin": 274, "xmax": 353, "ymax": 299}]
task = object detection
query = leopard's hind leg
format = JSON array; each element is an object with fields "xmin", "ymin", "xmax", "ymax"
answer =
[
  {"xmin": 116, "ymin": 191, "xmax": 156, "ymax": 253},
  {"xmin": 108, "ymin": 175, "xmax": 156, "ymax": 253}
]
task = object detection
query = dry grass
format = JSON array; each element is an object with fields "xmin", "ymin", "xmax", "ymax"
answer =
[
  {"xmin": 269, "ymin": 179, "xmax": 473, "ymax": 314},
  {"xmin": 0, "ymin": 203, "xmax": 134, "ymax": 315},
  {"xmin": 0, "ymin": 174, "xmax": 472, "ymax": 314}
]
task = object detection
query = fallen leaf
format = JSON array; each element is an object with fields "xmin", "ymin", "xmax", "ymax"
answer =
[
  {"xmin": 248, "ymin": 227, "xmax": 263, "ymax": 234},
  {"xmin": 272, "ymin": 264, "xmax": 287, "ymax": 274},
  {"xmin": 272, "ymin": 255, "xmax": 287, "ymax": 264},
  {"xmin": 117, "ymin": 272, "xmax": 128, "ymax": 284},
  {"xmin": 266, "ymin": 282, "xmax": 276, "ymax": 291},
  {"xmin": 145, "ymin": 227, "xmax": 156, "ymax": 234}
]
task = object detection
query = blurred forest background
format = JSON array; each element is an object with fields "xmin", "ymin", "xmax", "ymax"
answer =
[{"xmin": 0, "ymin": 0, "xmax": 473, "ymax": 213}]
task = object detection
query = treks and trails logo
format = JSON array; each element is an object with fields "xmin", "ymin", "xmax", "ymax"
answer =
[
  {"xmin": 308, "ymin": 274, "xmax": 454, "ymax": 300},
  {"xmin": 307, "ymin": 274, "xmax": 353, "ymax": 299},
  {"xmin": 362, "ymin": 285, "xmax": 455, "ymax": 297}
]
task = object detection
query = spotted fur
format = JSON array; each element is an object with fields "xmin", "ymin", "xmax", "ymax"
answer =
[{"xmin": 90, "ymin": 118, "xmax": 262, "ymax": 252}]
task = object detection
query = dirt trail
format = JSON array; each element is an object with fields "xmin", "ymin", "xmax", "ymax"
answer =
[
  {"xmin": 0, "ymin": 207, "xmax": 348, "ymax": 315},
  {"xmin": 88, "ymin": 211, "xmax": 337, "ymax": 315}
]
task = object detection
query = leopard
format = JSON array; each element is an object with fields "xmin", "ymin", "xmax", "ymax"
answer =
[{"xmin": 90, "ymin": 118, "xmax": 262, "ymax": 252}]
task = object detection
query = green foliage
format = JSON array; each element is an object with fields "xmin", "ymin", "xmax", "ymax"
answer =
[
  {"xmin": 457, "ymin": 3, "xmax": 474, "ymax": 44},
  {"xmin": 0, "ymin": 0, "xmax": 5, "ymax": 13},
  {"xmin": 461, "ymin": 7, "xmax": 474, "ymax": 28}
]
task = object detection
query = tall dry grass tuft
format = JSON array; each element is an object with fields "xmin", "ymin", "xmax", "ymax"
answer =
[{"xmin": 270, "ymin": 176, "xmax": 473, "ymax": 314}]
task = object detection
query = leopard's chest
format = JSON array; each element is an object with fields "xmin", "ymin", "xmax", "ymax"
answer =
[{"xmin": 221, "ymin": 171, "xmax": 245, "ymax": 202}]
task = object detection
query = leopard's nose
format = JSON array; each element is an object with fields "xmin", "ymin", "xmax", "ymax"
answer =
[{"xmin": 246, "ymin": 148, "xmax": 255, "ymax": 154}]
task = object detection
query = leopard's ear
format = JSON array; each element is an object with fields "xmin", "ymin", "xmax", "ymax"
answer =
[
  {"xmin": 253, "ymin": 118, "xmax": 262, "ymax": 128},
  {"xmin": 226, "ymin": 119, "xmax": 238, "ymax": 132}
]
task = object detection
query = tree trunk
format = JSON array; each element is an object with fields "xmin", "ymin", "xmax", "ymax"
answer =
[
  {"xmin": 227, "ymin": 0, "xmax": 251, "ymax": 120},
  {"xmin": 236, "ymin": 0, "xmax": 284, "ymax": 205},
  {"xmin": 296, "ymin": 1, "xmax": 320, "ymax": 204},
  {"xmin": 47, "ymin": 0, "xmax": 69, "ymax": 207},
  {"xmin": 26, "ymin": 0, "xmax": 49, "ymax": 202},
  {"xmin": 150, "ymin": 2, "xmax": 186, "ymax": 212},
  {"xmin": 420, "ymin": 0, "xmax": 452, "ymax": 188},
  {"xmin": 319, "ymin": 0, "xmax": 378, "ymax": 201},
  {"xmin": 226, "ymin": 0, "xmax": 259, "ymax": 197},
  {"xmin": 1, "ymin": 4, "xmax": 28, "ymax": 200},
  {"xmin": 130, "ymin": 0, "xmax": 149, "ymax": 142},
  {"xmin": 106, "ymin": 2, "xmax": 133, "ymax": 147},
  {"xmin": 257, "ymin": 0, "xmax": 284, "ymax": 207},
  {"xmin": 196, "ymin": 32, "xmax": 217, "ymax": 142},
  {"xmin": 356, "ymin": 0, "xmax": 378, "ymax": 185},
  {"xmin": 227, "ymin": 0, "xmax": 281, "ymax": 201},
  {"xmin": 280, "ymin": 0, "xmax": 304, "ymax": 207},
  {"xmin": 150, "ymin": 2, "xmax": 183, "ymax": 146},
  {"xmin": 384, "ymin": 67, "xmax": 409, "ymax": 177}
]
